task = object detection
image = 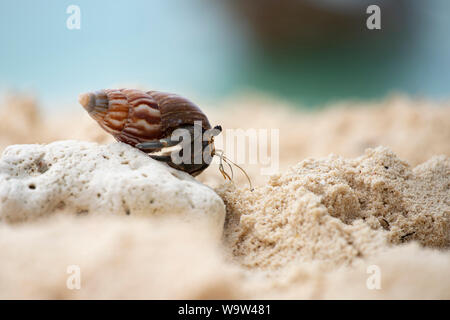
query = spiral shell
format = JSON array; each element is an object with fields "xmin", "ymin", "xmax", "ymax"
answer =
[{"xmin": 78, "ymin": 89, "xmax": 211, "ymax": 146}]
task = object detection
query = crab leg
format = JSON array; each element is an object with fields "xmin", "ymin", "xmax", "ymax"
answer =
[{"xmin": 135, "ymin": 138, "xmax": 180, "ymax": 151}]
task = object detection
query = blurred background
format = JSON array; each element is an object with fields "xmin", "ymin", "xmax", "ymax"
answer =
[{"xmin": 1, "ymin": 0, "xmax": 450, "ymax": 111}]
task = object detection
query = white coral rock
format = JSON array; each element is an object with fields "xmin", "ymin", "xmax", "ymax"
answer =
[{"xmin": 0, "ymin": 141, "xmax": 225, "ymax": 236}]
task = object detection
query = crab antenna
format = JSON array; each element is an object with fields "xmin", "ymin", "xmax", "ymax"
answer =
[
  {"xmin": 223, "ymin": 155, "xmax": 254, "ymax": 192},
  {"xmin": 218, "ymin": 152, "xmax": 232, "ymax": 181},
  {"xmin": 225, "ymin": 158, "xmax": 234, "ymax": 180},
  {"xmin": 215, "ymin": 149, "xmax": 234, "ymax": 179},
  {"xmin": 213, "ymin": 149, "xmax": 253, "ymax": 191},
  {"xmin": 216, "ymin": 149, "xmax": 231, "ymax": 180}
]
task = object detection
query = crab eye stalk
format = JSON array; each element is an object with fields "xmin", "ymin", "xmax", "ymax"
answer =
[{"xmin": 213, "ymin": 125, "xmax": 222, "ymax": 134}]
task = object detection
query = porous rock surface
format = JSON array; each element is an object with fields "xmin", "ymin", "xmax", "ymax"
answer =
[{"xmin": 0, "ymin": 140, "xmax": 225, "ymax": 233}]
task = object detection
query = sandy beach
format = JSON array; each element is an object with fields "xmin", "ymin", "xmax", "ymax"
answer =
[{"xmin": 0, "ymin": 93, "xmax": 448, "ymax": 299}]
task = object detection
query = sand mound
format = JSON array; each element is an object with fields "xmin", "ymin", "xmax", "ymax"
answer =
[{"xmin": 219, "ymin": 147, "xmax": 449, "ymax": 272}]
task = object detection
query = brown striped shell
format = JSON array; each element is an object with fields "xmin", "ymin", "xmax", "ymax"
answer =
[{"xmin": 78, "ymin": 89, "xmax": 212, "ymax": 146}]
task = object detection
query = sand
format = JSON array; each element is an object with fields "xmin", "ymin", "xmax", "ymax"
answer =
[
  {"xmin": 0, "ymin": 92, "xmax": 449, "ymax": 299},
  {"xmin": 219, "ymin": 147, "xmax": 448, "ymax": 269}
]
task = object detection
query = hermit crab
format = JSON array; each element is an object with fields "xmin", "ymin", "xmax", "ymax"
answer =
[{"xmin": 78, "ymin": 88, "xmax": 252, "ymax": 188}]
